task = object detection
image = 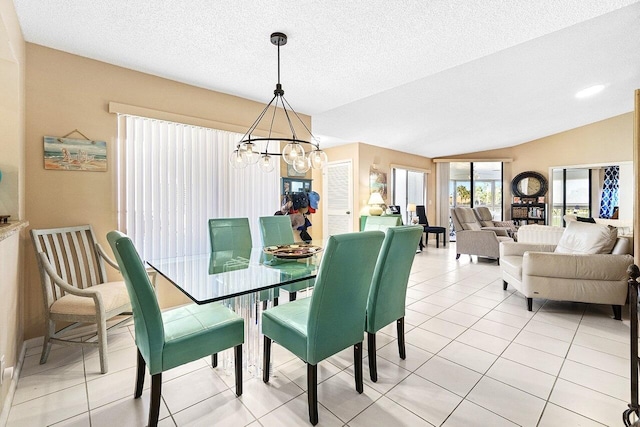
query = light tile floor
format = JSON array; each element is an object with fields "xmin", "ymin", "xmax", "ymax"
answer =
[{"xmin": 6, "ymin": 243, "xmax": 638, "ymax": 426}]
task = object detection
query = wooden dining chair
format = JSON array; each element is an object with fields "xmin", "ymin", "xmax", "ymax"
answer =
[
  {"xmin": 259, "ymin": 215, "xmax": 314, "ymax": 301},
  {"xmin": 366, "ymin": 226, "xmax": 423, "ymax": 381},
  {"xmin": 31, "ymin": 225, "xmax": 131, "ymax": 374},
  {"xmin": 262, "ymin": 231, "xmax": 385, "ymax": 425},
  {"xmin": 108, "ymin": 231, "xmax": 244, "ymax": 427}
]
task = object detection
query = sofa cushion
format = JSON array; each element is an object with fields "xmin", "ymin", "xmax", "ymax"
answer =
[{"xmin": 554, "ymin": 221, "xmax": 618, "ymax": 255}]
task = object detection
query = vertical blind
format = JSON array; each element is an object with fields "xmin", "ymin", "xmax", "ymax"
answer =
[{"xmin": 119, "ymin": 115, "xmax": 280, "ymax": 260}]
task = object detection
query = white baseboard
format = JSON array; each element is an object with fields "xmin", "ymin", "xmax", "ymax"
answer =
[{"xmin": 0, "ymin": 338, "xmax": 40, "ymax": 427}]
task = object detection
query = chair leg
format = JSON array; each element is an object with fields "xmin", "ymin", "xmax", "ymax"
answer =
[
  {"xmin": 354, "ymin": 342, "xmax": 363, "ymax": 393},
  {"xmin": 262, "ymin": 300, "xmax": 268, "ymax": 311},
  {"xmin": 273, "ymin": 297, "xmax": 279, "ymax": 307},
  {"xmin": 435, "ymin": 233, "xmax": 440, "ymax": 248},
  {"xmin": 135, "ymin": 348, "xmax": 146, "ymax": 398},
  {"xmin": 367, "ymin": 332, "xmax": 377, "ymax": 382},
  {"xmin": 307, "ymin": 363, "xmax": 319, "ymax": 425},
  {"xmin": 289, "ymin": 292, "xmax": 297, "ymax": 302},
  {"xmin": 613, "ymin": 305, "xmax": 622, "ymax": 321},
  {"xmin": 456, "ymin": 253, "xmax": 461, "ymax": 260},
  {"xmin": 263, "ymin": 336, "xmax": 271, "ymax": 383},
  {"xmin": 527, "ymin": 298, "xmax": 533, "ymax": 311},
  {"xmin": 148, "ymin": 373, "xmax": 162, "ymax": 427},
  {"xmin": 40, "ymin": 319, "xmax": 54, "ymax": 365},
  {"xmin": 211, "ymin": 353, "xmax": 218, "ymax": 368},
  {"xmin": 503, "ymin": 280, "xmax": 508, "ymax": 291},
  {"xmin": 97, "ymin": 317, "xmax": 109, "ymax": 374},
  {"xmin": 234, "ymin": 344, "xmax": 243, "ymax": 396},
  {"xmin": 397, "ymin": 317, "xmax": 406, "ymax": 360}
]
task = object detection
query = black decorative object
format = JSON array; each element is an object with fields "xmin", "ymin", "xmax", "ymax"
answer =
[{"xmin": 511, "ymin": 171, "xmax": 548, "ymax": 198}]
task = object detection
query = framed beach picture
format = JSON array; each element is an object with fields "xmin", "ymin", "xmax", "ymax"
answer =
[
  {"xmin": 369, "ymin": 168, "xmax": 387, "ymax": 200},
  {"xmin": 44, "ymin": 136, "xmax": 107, "ymax": 171}
]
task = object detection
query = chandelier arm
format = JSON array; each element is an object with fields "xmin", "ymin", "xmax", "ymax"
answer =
[
  {"xmin": 239, "ymin": 94, "xmax": 278, "ymax": 144},
  {"xmin": 281, "ymin": 96, "xmax": 319, "ymax": 148},
  {"xmin": 263, "ymin": 96, "xmax": 281, "ymax": 154},
  {"xmin": 279, "ymin": 98, "xmax": 300, "ymax": 142}
]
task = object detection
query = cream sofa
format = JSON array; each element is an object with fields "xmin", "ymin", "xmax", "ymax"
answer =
[{"xmin": 500, "ymin": 221, "xmax": 634, "ymax": 319}]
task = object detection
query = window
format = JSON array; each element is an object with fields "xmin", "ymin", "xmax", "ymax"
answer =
[
  {"xmin": 118, "ymin": 115, "xmax": 280, "ymax": 260},
  {"xmin": 449, "ymin": 162, "xmax": 503, "ymax": 218},
  {"xmin": 391, "ymin": 167, "xmax": 426, "ymax": 224}
]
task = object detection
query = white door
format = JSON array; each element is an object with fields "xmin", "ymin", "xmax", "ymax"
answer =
[{"xmin": 323, "ymin": 160, "xmax": 353, "ymax": 235}]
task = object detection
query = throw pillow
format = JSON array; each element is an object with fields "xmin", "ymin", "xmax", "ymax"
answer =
[
  {"xmin": 576, "ymin": 216, "xmax": 596, "ymax": 223},
  {"xmin": 554, "ymin": 221, "xmax": 618, "ymax": 254}
]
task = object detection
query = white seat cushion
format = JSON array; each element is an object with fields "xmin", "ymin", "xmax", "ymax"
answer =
[{"xmin": 50, "ymin": 281, "xmax": 130, "ymax": 316}]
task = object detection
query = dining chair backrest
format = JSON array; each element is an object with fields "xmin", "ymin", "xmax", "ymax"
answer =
[
  {"xmin": 306, "ymin": 231, "xmax": 385, "ymax": 364},
  {"xmin": 259, "ymin": 216, "xmax": 295, "ymax": 246},
  {"xmin": 208, "ymin": 218, "xmax": 252, "ymax": 252},
  {"xmin": 366, "ymin": 226, "xmax": 423, "ymax": 333},
  {"xmin": 107, "ymin": 231, "xmax": 165, "ymax": 373},
  {"xmin": 416, "ymin": 205, "xmax": 429, "ymax": 226}
]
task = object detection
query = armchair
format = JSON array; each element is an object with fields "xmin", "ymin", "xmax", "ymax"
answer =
[
  {"xmin": 473, "ymin": 206, "xmax": 517, "ymax": 238},
  {"xmin": 31, "ymin": 225, "xmax": 131, "ymax": 374},
  {"xmin": 450, "ymin": 207, "xmax": 513, "ymax": 262},
  {"xmin": 500, "ymin": 221, "xmax": 634, "ymax": 319}
]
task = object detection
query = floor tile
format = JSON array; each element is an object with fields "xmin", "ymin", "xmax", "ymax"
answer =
[
  {"xmin": 239, "ymin": 375, "xmax": 304, "ymax": 419},
  {"xmin": 317, "ymin": 370, "xmax": 381, "ymax": 422},
  {"xmin": 171, "ymin": 389, "xmax": 255, "ymax": 427},
  {"xmin": 566, "ymin": 344, "xmax": 627, "ymax": 377},
  {"xmin": 403, "ymin": 309, "xmax": 431, "ymax": 327},
  {"xmin": 89, "ymin": 392, "xmax": 171, "ymax": 427},
  {"xmin": 161, "ymin": 366, "xmax": 229, "ymax": 413},
  {"xmin": 405, "ymin": 327, "xmax": 452, "ymax": 354},
  {"xmin": 438, "ymin": 341, "xmax": 498, "ymax": 374},
  {"xmin": 407, "ymin": 300, "xmax": 448, "ymax": 317},
  {"xmin": 12, "ymin": 360, "xmax": 86, "ymax": 405},
  {"xmin": 7, "ymin": 383, "xmax": 88, "ymax": 427},
  {"xmin": 442, "ymin": 399, "xmax": 518, "ymax": 427},
  {"xmin": 450, "ymin": 301, "xmax": 492, "ymax": 317},
  {"xmin": 513, "ymin": 330, "xmax": 571, "ymax": 357},
  {"xmin": 501, "ymin": 342, "xmax": 564, "ymax": 376},
  {"xmin": 471, "ymin": 318, "xmax": 521, "ymax": 341},
  {"xmin": 258, "ymin": 393, "xmax": 342, "ymax": 427},
  {"xmin": 419, "ymin": 317, "xmax": 467, "ymax": 339},
  {"xmin": 435, "ymin": 309, "xmax": 481, "ymax": 328},
  {"xmin": 376, "ymin": 342, "xmax": 434, "ymax": 372},
  {"xmin": 86, "ymin": 366, "xmax": 150, "ymax": 410},
  {"xmin": 455, "ymin": 329, "xmax": 510, "ymax": 355},
  {"xmin": 572, "ymin": 330, "xmax": 629, "ymax": 358},
  {"xmin": 278, "ymin": 356, "xmax": 342, "ymax": 391},
  {"xmin": 387, "ymin": 374, "xmax": 462, "ymax": 426},
  {"xmin": 559, "ymin": 359, "xmax": 628, "ymax": 401},
  {"xmin": 482, "ymin": 309, "xmax": 529, "ymax": 329},
  {"xmin": 421, "ymin": 294, "xmax": 460, "ymax": 308},
  {"xmin": 414, "ymin": 356, "xmax": 481, "ymax": 396},
  {"xmin": 462, "ymin": 295, "xmax": 500, "ymax": 309},
  {"xmin": 486, "ymin": 357, "xmax": 556, "ymax": 399},
  {"xmin": 538, "ymin": 403, "xmax": 605, "ymax": 427},
  {"xmin": 349, "ymin": 396, "xmax": 433, "ymax": 427},
  {"xmin": 549, "ymin": 378, "xmax": 628, "ymax": 426},
  {"xmin": 523, "ymin": 319, "xmax": 576, "ymax": 342},
  {"xmin": 48, "ymin": 412, "xmax": 92, "ymax": 427},
  {"xmin": 467, "ymin": 376, "xmax": 545, "ymax": 427}
]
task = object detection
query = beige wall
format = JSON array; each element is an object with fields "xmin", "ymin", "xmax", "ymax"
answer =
[
  {"xmin": 441, "ymin": 112, "xmax": 634, "ymax": 219},
  {"xmin": 24, "ymin": 44, "xmax": 311, "ymax": 339},
  {"xmin": 317, "ymin": 142, "xmax": 432, "ymax": 234},
  {"xmin": 0, "ymin": 0, "xmax": 25, "ymax": 412}
]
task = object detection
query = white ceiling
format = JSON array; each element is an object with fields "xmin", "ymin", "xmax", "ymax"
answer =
[{"xmin": 12, "ymin": 0, "xmax": 640, "ymax": 157}]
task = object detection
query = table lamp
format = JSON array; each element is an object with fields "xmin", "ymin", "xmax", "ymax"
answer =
[
  {"xmin": 407, "ymin": 203, "xmax": 416, "ymax": 224},
  {"xmin": 368, "ymin": 192, "xmax": 385, "ymax": 216}
]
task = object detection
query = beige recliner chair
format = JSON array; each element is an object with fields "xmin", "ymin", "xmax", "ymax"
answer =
[
  {"xmin": 450, "ymin": 207, "xmax": 513, "ymax": 263},
  {"xmin": 500, "ymin": 221, "xmax": 634, "ymax": 319}
]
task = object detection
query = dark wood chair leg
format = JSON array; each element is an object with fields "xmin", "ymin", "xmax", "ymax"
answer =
[
  {"xmin": 289, "ymin": 292, "xmax": 297, "ymax": 302},
  {"xmin": 263, "ymin": 336, "xmax": 271, "ymax": 383},
  {"xmin": 273, "ymin": 297, "xmax": 279, "ymax": 307},
  {"xmin": 149, "ymin": 373, "xmax": 162, "ymax": 427},
  {"xmin": 613, "ymin": 305, "xmax": 622, "ymax": 320},
  {"xmin": 367, "ymin": 332, "xmax": 377, "ymax": 382},
  {"xmin": 503, "ymin": 280, "xmax": 508, "ymax": 291},
  {"xmin": 435, "ymin": 233, "xmax": 440, "ymax": 248},
  {"xmin": 211, "ymin": 353, "xmax": 218, "ymax": 368},
  {"xmin": 527, "ymin": 298, "xmax": 533, "ymax": 311},
  {"xmin": 354, "ymin": 342, "xmax": 363, "ymax": 393},
  {"xmin": 135, "ymin": 348, "xmax": 146, "ymax": 398},
  {"xmin": 456, "ymin": 253, "xmax": 461, "ymax": 259},
  {"xmin": 307, "ymin": 363, "xmax": 319, "ymax": 425},
  {"xmin": 234, "ymin": 344, "xmax": 243, "ymax": 396},
  {"xmin": 262, "ymin": 300, "xmax": 268, "ymax": 311},
  {"xmin": 397, "ymin": 317, "xmax": 406, "ymax": 360}
]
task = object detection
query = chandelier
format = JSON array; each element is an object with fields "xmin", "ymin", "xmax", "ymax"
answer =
[{"xmin": 229, "ymin": 32, "xmax": 328, "ymax": 173}]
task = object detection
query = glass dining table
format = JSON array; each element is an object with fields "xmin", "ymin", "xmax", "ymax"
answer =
[{"xmin": 146, "ymin": 244, "xmax": 322, "ymax": 376}]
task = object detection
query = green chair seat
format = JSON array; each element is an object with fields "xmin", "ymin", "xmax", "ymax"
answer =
[
  {"xmin": 107, "ymin": 231, "xmax": 244, "ymax": 427},
  {"xmin": 365, "ymin": 226, "xmax": 423, "ymax": 382},
  {"xmin": 262, "ymin": 231, "xmax": 385, "ymax": 425}
]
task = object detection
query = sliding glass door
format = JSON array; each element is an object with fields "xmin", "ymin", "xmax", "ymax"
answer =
[{"xmin": 392, "ymin": 167, "xmax": 426, "ymax": 224}]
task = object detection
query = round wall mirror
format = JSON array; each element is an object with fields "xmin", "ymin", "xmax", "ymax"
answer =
[{"xmin": 511, "ymin": 171, "xmax": 548, "ymax": 198}]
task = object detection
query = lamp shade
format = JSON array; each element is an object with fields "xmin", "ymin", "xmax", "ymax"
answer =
[
  {"xmin": 368, "ymin": 192, "xmax": 385, "ymax": 205},
  {"xmin": 407, "ymin": 203, "xmax": 416, "ymax": 213}
]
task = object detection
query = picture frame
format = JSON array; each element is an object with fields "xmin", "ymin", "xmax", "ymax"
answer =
[
  {"xmin": 287, "ymin": 163, "xmax": 307, "ymax": 177},
  {"xmin": 537, "ymin": 196, "xmax": 545, "ymax": 203},
  {"xmin": 513, "ymin": 196, "xmax": 521, "ymax": 204},
  {"xmin": 369, "ymin": 168, "xmax": 387, "ymax": 200},
  {"xmin": 44, "ymin": 135, "xmax": 107, "ymax": 171},
  {"xmin": 281, "ymin": 177, "xmax": 312, "ymax": 194}
]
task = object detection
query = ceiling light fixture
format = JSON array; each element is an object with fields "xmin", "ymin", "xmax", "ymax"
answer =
[
  {"xmin": 575, "ymin": 84, "xmax": 605, "ymax": 99},
  {"xmin": 230, "ymin": 32, "xmax": 328, "ymax": 173}
]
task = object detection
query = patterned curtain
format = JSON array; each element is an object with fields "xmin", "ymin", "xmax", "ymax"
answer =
[{"xmin": 599, "ymin": 166, "xmax": 619, "ymax": 218}]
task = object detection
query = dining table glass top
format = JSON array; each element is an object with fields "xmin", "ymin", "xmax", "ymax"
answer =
[{"xmin": 146, "ymin": 243, "xmax": 321, "ymax": 304}]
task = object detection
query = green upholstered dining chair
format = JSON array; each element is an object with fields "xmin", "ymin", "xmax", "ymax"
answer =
[
  {"xmin": 365, "ymin": 225, "xmax": 423, "ymax": 382},
  {"xmin": 259, "ymin": 215, "xmax": 314, "ymax": 301},
  {"xmin": 209, "ymin": 217, "xmax": 279, "ymax": 308},
  {"xmin": 107, "ymin": 231, "xmax": 244, "ymax": 427},
  {"xmin": 262, "ymin": 231, "xmax": 385, "ymax": 425}
]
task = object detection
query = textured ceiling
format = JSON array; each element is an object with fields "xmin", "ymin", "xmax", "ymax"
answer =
[{"xmin": 12, "ymin": 0, "xmax": 640, "ymax": 157}]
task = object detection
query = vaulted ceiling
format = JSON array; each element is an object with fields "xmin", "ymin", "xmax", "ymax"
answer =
[{"xmin": 13, "ymin": 0, "xmax": 640, "ymax": 157}]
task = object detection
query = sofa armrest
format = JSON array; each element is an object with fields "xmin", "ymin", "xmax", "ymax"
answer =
[
  {"xmin": 480, "ymin": 226, "xmax": 510, "ymax": 236},
  {"xmin": 500, "ymin": 242, "xmax": 556, "ymax": 257},
  {"xmin": 523, "ymin": 252, "xmax": 634, "ymax": 281}
]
